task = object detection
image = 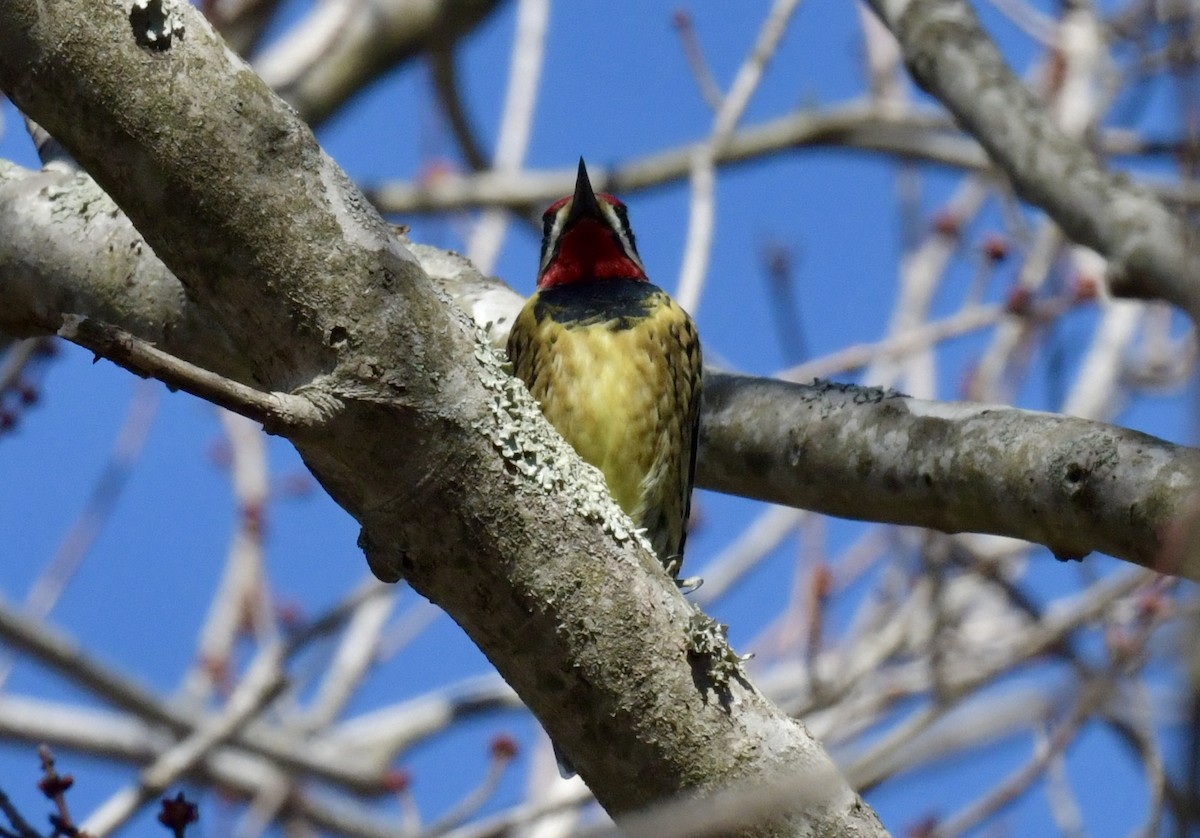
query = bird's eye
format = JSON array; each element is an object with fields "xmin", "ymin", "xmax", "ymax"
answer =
[{"xmin": 542, "ymin": 211, "xmax": 556, "ymax": 239}]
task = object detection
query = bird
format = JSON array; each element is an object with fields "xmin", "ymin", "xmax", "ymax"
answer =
[{"xmin": 506, "ymin": 159, "xmax": 703, "ymax": 580}]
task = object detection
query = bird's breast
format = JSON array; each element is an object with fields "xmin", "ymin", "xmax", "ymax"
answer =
[{"xmin": 507, "ymin": 281, "xmax": 700, "ymax": 534}]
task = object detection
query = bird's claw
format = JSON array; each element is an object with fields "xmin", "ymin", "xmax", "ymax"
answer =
[{"xmin": 664, "ymin": 556, "xmax": 702, "ymax": 592}]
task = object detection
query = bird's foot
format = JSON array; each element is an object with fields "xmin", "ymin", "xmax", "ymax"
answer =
[{"xmin": 664, "ymin": 556, "xmax": 703, "ymax": 593}]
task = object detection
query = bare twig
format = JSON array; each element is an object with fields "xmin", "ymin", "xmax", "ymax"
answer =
[
  {"xmin": 671, "ymin": 10, "xmax": 724, "ymax": 110},
  {"xmin": 177, "ymin": 410, "xmax": 278, "ymax": 707},
  {"xmin": 57, "ymin": 316, "xmax": 326, "ymax": 434},
  {"xmin": 428, "ymin": 49, "xmax": 489, "ymax": 172},
  {"xmin": 464, "ymin": 0, "xmax": 550, "ymax": 274},
  {"xmin": 367, "ymin": 104, "xmax": 981, "ymax": 214},
  {"xmin": 82, "ymin": 644, "xmax": 288, "ymax": 836},
  {"xmin": 676, "ymin": 0, "xmax": 805, "ymax": 314},
  {"xmin": 0, "ymin": 380, "xmax": 159, "ymax": 691},
  {"xmin": 38, "ymin": 746, "xmax": 89, "ymax": 837},
  {"xmin": 0, "ymin": 783, "xmax": 42, "ymax": 838}
]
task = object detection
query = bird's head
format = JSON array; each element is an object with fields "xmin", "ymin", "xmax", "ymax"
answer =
[{"xmin": 536, "ymin": 159, "xmax": 647, "ymax": 290}]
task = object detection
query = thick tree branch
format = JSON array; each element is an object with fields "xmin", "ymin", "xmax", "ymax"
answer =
[
  {"xmin": 208, "ymin": 0, "xmax": 284, "ymax": 58},
  {"xmin": 435, "ymin": 259, "xmax": 1200, "ymax": 580},
  {"xmin": 0, "ymin": 4, "xmax": 880, "ymax": 834},
  {"xmin": 253, "ymin": 0, "xmax": 503, "ymax": 126},
  {"xmin": 4, "ymin": 169, "xmax": 1200, "ymax": 580},
  {"xmin": 0, "ymin": 162, "xmax": 248, "ymax": 382},
  {"xmin": 866, "ymin": 0, "xmax": 1200, "ymax": 319},
  {"xmin": 699, "ymin": 375, "xmax": 1200, "ymax": 576}
]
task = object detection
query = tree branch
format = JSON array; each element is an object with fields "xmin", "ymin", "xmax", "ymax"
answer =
[
  {"xmin": 0, "ymin": 597, "xmax": 383, "ymax": 792},
  {"xmin": 698, "ymin": 374, "xmax": 1200, "ymax": 576},
  {"xmin": 5, "ymin": 168, "xmax": 1200, "ymax": 581},
  {"xmin": 82, "ymin": 642, "xmax": 287, "ymax": 837},
  {"xmin": 435, "ymin": 258, "xmax": 1200, "ymax": 581},
  {"xmin": 0, "ymin": 161, "xmax": 248, "ymax": 382},
  {"xmin": 253, "ymin": 0, "xmax": 504, "ymax": 126},
  {"xmin": 363, "ymin": 104, "xmax": 1200, "ymax": 218},
  {"xmin": 0, "ymin": 4, "xmax": 881, "ymax": 833},
  {"xmin": 57, "ymin": 315, "xmax": 327, "ymax": 434},
  {"xmin": 866, "ymin": 0, "xmax": 1200, "ymax": 319},
  {"xmin": 366, "ymin": 103, "xmax": 985, "ymax": 214}
]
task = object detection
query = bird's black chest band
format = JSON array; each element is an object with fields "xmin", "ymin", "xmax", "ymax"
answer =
[{"xmin": 534, "ymin": 280, "xmax": 662, "ymax": 330}]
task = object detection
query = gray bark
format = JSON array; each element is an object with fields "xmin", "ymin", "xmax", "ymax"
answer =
[
  {"xmin": 4, "ymin": 160, "xmax": 1200, "ymax": 580},
  {"xmin": 0, "ymin": 3, "xmax": 883, "ymax": 834},
  {"xmin": 866, "ymin": 0, "xmax": 1200, "ymax": 320},
  {"xmin": 254, "ymin": 0, "xmax": 503, "ymax": 126}
]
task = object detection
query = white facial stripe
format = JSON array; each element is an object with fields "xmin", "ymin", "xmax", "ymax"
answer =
[
  {"xmin": 599, "ymin": 202, "xmax": 645, "ymax": 271},
  {"xmin": 539, "ymin": 197, "xmax": 646, "ymax": 276},
  {"xmin": 539, "ymin": 203, "xmax": 571, "ymax": 275}
]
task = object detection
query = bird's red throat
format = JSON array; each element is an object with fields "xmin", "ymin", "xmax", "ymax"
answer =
[{"xmin": 538, "ymin": 218, "xmax": 646, "ymax": 289}]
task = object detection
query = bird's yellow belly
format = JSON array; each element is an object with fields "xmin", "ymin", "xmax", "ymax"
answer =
[
  {"xmin": 507, "ymin": 279, "xmax": 701, "ymax": 566},
  {"xmin": 532, "ymin": 323, "xmax": 667, "ymax": 520}
]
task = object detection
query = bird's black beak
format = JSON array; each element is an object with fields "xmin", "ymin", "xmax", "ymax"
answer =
[{"xmin": 565, "ymin": 158, "xmax": 604, "ymax": 226}]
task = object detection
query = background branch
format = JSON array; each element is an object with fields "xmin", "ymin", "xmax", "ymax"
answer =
[{"xmin": 867, "ymin": 0, "xmax": 1200, "ymax": 319}]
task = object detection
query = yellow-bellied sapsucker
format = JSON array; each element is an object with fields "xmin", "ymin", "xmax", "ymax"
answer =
[{"xmin": 507, "ymin": 159, "xmax": 702, "ymax": 578}]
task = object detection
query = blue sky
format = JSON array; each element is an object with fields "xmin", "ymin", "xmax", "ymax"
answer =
[{"xmin": 1, "ymin": 2, "xmax": 1192, "ymax": 835}]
